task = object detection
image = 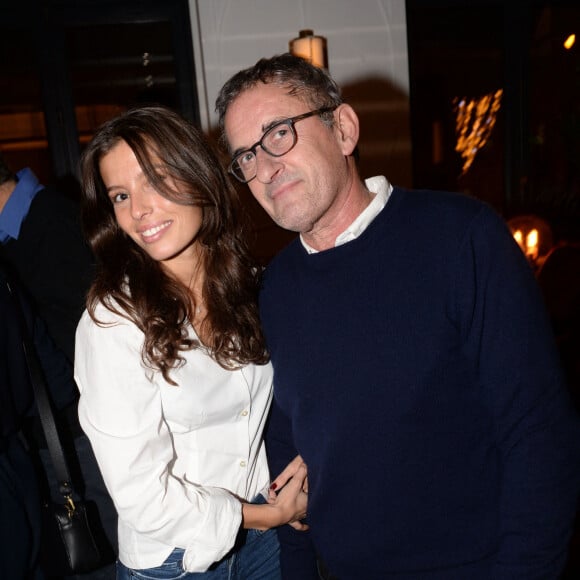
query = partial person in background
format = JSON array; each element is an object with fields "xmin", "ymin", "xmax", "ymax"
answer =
[
  {"xmin": 216, "ymin": 53, "xmax": 580, "ymax": 580},
  {"xmin": 0, "ymin": 263, "xmax": 45, "ymax": 580},
  {"xmin": 0, "ymin": 152, "xmax": 93, "ymax": 362},
  {"xmin": 0, "ymin": 152, "xmax": 117, "ymax": 580},
  {"xmin": 76, "ymin": 105, "xmax": 308, "ymax": 580},
  {"xmin": 0, "ymin": 261, "xmax": 79, "ymax": 580}
]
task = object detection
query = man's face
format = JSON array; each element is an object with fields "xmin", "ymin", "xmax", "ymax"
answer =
[{"xmin": 223, "ymin": 83, "xmax": 353, "ymax": 237}]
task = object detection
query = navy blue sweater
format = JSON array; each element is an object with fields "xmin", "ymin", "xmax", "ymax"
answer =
[{"xmin": 262, "ymin": 187, "xmax": 580, "ymax": 579}]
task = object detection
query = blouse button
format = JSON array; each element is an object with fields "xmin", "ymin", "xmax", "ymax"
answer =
[
  {"xmin": 239, "ymin": 460, "xmax": 247, "ymax": 468},
  {"xmin": 241, "ymin": 410, "xmax": 248, "ymax": 417}
]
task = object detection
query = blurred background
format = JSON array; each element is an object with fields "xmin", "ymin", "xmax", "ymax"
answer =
[
  {"xmin": 0, "ymin": 0, "xmax": 580, "ymax": 261},
  {"xmin": 2, "ymin": 0, "xmax": 578, "ymax": 261}
]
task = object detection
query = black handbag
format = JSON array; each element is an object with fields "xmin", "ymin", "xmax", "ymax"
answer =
[{"xmin": 7, "ymin": 278, "xmax": 109, "ymax": 575}]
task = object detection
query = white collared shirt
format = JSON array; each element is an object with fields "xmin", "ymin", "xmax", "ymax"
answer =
[
  {"xmin": 75, "ymin": 302, "xmax": 273, "ymax": 572},
  {"xmin": 301, "ymin": 175, "xmax": 393, "ymax": 253}
]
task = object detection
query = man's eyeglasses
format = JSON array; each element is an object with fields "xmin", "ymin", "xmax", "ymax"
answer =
[{"xmin": 228, "ymin": 106, "xmax": 337, "ymax": 184}]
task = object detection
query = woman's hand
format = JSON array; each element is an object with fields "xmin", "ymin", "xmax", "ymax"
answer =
[{"xmin": 241, "ymin": 460, "xmax": 308, "ymax": 531}]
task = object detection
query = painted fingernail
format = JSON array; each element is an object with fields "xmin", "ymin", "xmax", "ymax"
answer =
[{"xmin": 270, "ymin": 483, "xmax": 277, "ymax": 490}]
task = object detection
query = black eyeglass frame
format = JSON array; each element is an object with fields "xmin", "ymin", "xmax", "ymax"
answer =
[{"xmin": 227, "ymin": 106, "xmax": 337, "ymax": 183}]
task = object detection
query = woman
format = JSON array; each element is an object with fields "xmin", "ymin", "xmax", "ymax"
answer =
[{"xmin": 75, "ymin": 105, "xmax": 307, "ymax": 580}]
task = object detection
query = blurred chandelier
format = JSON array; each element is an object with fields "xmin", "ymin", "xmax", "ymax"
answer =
[{"xmin": 453, "ymin": 89, "xmax": 503, "ymax": 175}]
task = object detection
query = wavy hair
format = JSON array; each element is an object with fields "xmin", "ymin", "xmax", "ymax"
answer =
[{"xmin": 80, "ymin": 105, "xmax": 268, "ymax": 384}]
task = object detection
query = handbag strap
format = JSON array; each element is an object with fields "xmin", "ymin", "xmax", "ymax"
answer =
[{"xmin": 6, "ymin": 276, "xmax": 74, "ymax": 498}]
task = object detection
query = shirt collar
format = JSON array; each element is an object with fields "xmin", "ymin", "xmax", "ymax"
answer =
[
  {"xmin": 0, "ymin": 168, "xmax": 43, "ymax": 243},
  {"xmin": 300, "ymin": 175, "xmax": 393, "ymax": 254}
]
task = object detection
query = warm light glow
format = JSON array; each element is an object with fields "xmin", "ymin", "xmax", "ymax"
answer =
[
  {"xmin": 290, "ymin": 30, "xmax": 328, "ymax": 69},
  {"xmin": 454, "ymin": 89, "xmax": 503, "ymax": 175},
  {"xmin": 564, "ymin": 34, "xmax": 576, "ymax": 50},
  {"xmin": 513, "ymin": 228, "xmax": 539, "ymax": 259},
  {"xmin": 508, "ymin": 215, "xmax": 553, "ymax": 271},
  {"xmin": 526, "ymin": 229, "xmax": 539, "ymax": 259}
]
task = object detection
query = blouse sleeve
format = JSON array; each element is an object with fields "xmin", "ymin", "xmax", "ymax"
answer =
[{"xmin": 74, "ymin": 307, "xmax": 243, "ymax": 572}]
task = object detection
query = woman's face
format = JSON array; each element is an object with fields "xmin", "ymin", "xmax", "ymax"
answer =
[{"xmin": 99, "ymin": 139, "xmax": 204, "ymax": 282}]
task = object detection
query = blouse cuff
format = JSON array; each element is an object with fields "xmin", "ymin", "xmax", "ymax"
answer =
[{"xmin": 182, "ymin": 487, "xmax": 243, "ymax": 572}]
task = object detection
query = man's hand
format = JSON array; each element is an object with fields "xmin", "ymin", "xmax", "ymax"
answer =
[
  {"xmin": 269, "ymin": 455, "xmax": 309, "ymax": 530},
  {"xmin": 270, "ymin": 455, "xmax": 308, "ymax": 494}
]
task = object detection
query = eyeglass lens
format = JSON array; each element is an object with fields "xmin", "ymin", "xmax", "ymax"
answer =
[{"xmin": 232, "ymin": 120, "xmax": 296, "ymax": 182}]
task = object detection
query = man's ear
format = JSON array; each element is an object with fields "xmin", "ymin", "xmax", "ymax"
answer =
[{"xmin": 334, "ymin": 104, "xmax": 359, "ymax": 156}]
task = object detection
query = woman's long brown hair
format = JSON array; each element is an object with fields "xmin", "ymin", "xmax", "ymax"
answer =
[{"xmin": 80, "ymin": 105, "xmax": 268, "ymax": 384}]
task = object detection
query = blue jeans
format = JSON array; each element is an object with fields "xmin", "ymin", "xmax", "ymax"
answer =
[{"xmin": 116, "ymin": 527, "xmax": 280, "ymax": 580}]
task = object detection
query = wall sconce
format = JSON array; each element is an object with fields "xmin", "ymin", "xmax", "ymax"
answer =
[
  {"xmin": 507, "ymin": 215, "xmax": 553, "ymax": 272},
  {"xmin": 289, "ymin": 29, "xmax": 328, "ymax": 69}
]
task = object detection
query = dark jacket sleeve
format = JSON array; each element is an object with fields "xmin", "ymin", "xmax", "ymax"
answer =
[
  {"xmin": 0, "ymin": 187, "xmax": 94, "ymax": 362},
  {"xmin": 0, "ymin": 270, "xmax": 34, "ymax": 437},
  {"xmin": 455, "ymin": 206, "xmax": 580, "ymax": 579},
  {"xmin": 1, "ymin": 269, "xmax": 77, "ymax": 423},
  {"xmin": 266, "ymin": 397, "xmax": 320, "ymax": 580}
]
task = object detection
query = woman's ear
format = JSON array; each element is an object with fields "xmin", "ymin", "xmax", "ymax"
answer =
[{"xmin": 334, "ymin": 104, "xmax": 360, "ymax": 156}]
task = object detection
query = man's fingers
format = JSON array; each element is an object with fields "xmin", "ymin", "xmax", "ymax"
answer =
[
  {"xmin": 271, "ymin": 455, "xmax": 305, "ymax": 491},
  {"xmin": 289, "ymin": 520, "xmax": 309, "ymax": 532},
  {"xmin": 283, "ymin": 463, "xmax": 307, "ymax": 491}
]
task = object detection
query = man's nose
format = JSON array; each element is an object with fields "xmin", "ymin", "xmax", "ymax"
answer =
[{"xmin": 254, "ymin": 148, "xmax": 283, "ymax": 184}]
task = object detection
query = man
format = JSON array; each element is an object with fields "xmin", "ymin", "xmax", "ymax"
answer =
[
  {"xmin": 216, "ymin": 54, "xmax": 580, "ymax": 579},
  {"xmin": 0, "ymin": 154, "xmax": 93, "ymax": 363},
  {"xmin": 0, "ymin": 263, "xmax": 78, "ymax": 579},
  {"xmin": 0, "ymin": 265, "xmax": 44, "ymax": 580}
]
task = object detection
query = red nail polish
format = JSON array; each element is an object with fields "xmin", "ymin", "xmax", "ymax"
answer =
[{"xmin": 270, "ymin": 482, "xmax": 277, "ymax": 490}]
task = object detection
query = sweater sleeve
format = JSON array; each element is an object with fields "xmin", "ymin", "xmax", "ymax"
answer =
[
  {"xmin": 74, "ymin": 308, "xmax": 242, "ymax": 573},
  {"xmin": 266, "ymin": 397, "xmax": 320, "ymax": 579},
  {"xmin": 455, "ymin": 206, "xmax": 580, "ymax": 579}
]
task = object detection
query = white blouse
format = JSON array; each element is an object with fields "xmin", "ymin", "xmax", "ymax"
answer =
[{"xmin": 74, "ymin": 301, "xmax": 273, "ymax": 572}]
